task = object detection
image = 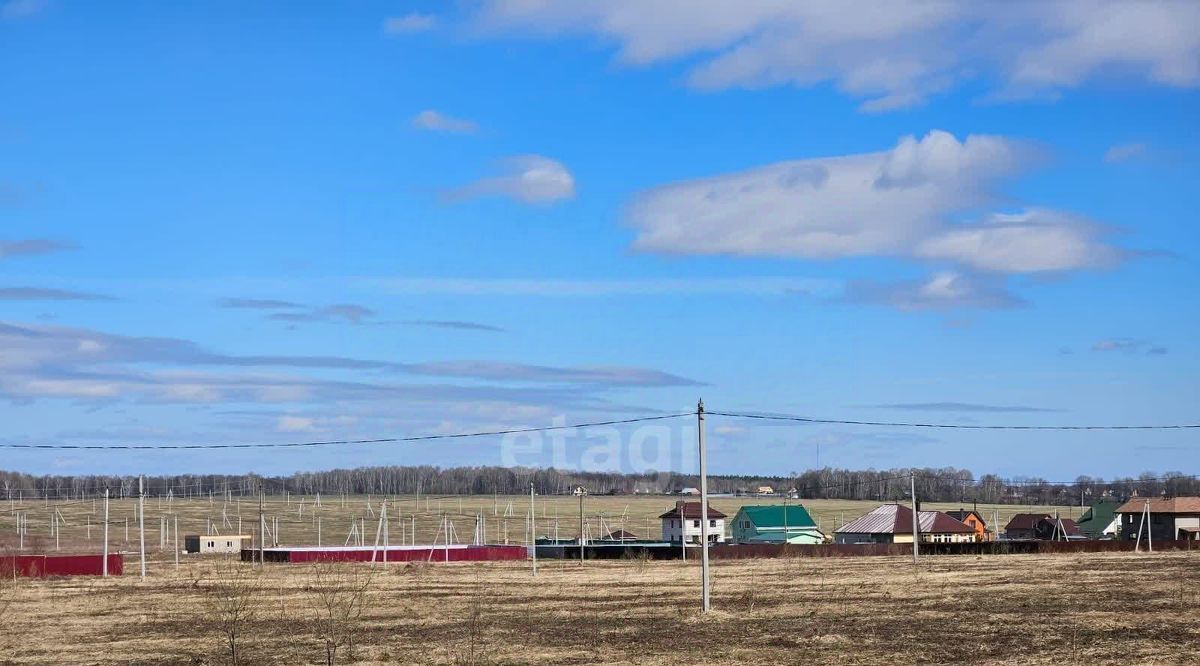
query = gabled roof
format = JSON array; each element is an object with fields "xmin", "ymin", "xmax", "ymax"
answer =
[
  {"xmin": 659, "ymin": 501, "xmax": 727, "ymax": 520},
  {"xmin": 1077, "ymin": 500, "xmax": 1122, "ymax": 536},
  {"xmin": 945, "ymin": 509, "xmax": 986, "ymax": 527},
  {"xmin": 605, "ymin": 529, "xmax": 638, "ymax": 540},
  {"xmin": 734, "ymin": 505, "xmax": 817, "ymax": 529},
  {"xmin": 1115, "ymin": 497, "xmax": 1200, "ymax": 514},
  {"xmin": 834, "ymin": 504, "xmax": 973, "ymax": 535},
  {"xmin": 1005, "ymin": 513, "xmax": 1052, "ymax": 531},
  {"xmin": 1056, "ymin": 518, "xmax": 1082, "ymax": 537}
]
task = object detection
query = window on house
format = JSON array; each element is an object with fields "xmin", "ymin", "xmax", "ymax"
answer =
[
  {"xmin": 692, "ymin": 520, "xmax": 700, "ymax": 528},
  {"xmin": 709, "ymin": 520, "xmax": 717, "ymax": 527}
]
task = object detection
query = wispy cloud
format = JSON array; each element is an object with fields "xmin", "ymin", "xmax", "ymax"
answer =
[
  {"xmin": 1092, "ymin": 338, "xmax": 1168, "ymax": 355},
  {"xmin": 448, "ymin": 155, "xmax": 575, "ymax": 205},
  {"xmin": 267, "ymin": 303, "xmax": 375, "ymax": 324},
  {"xmin": 215, "ymin": 297, "xmax": 303, "ymax": 310},
  {"xmin": 363, "ymin": 276, "xmax": 837, "ymax": 297},
  {"xmin": 0, "ymin": 0, "xmax": 45, "ymax": 20},
  {"xmin": 0, "ymin": 238, "xmax": 74, "ymax": 260},
  {"xmin": 403, "ymin": 320, "xmax": 504, "ymax": 332},
  {"xmin": 843, "ymin": 272, "xmax": 1025, "ymax": 311},
  {"xmin": 411, "ymin": 110, "xmax": 479, "ymax": 134},
  {"xmin": 0, "ymin": 321, "xmax": 701, "ymax": 410},
  {"xmin": 0, "ymin": 286, "xmax": 114, "ymax": 301},
  {"xmin": 1103, "ymin": 142, "xmax": 1149, "ymax": 163},
  {"xmin": 383, "ymin": 12, "xmax": 436, "ymax": 35},
  {"xmin": 867, "ymin": 402, "xmax": 1062, "ymax": 413}
]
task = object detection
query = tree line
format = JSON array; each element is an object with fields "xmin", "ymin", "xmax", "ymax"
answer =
[{"xmin": 2, "ymin": 466, "xmax": 1196, "ymax": 505}]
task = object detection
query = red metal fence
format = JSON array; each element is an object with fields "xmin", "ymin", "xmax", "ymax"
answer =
[{"xmin": 0, "ymin": 553, "xmax": 123, "ymax": 577}]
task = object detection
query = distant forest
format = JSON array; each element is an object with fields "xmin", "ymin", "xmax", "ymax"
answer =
[{"xmin": 2, "ymin": 466, "xmax": 1197, "ymax": 505}]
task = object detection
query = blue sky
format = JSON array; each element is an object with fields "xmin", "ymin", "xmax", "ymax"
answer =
[{"xmin": 1, "ymin": 1, "xmax": 1198, "ymax": 478}]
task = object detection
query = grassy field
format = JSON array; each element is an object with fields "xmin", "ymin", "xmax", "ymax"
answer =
[
  {"xmin": 0, "ymin": 550, "xmax": 1197, "ymax": 664},
  {"xmin": 0, "ymin": 494, "xmax": 1086, "ymax": 553}
]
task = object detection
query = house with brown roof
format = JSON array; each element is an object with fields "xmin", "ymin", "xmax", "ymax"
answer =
[
  {"xmin": 945, "ymin": 509, "xmax": 989, "ymax": 542},
  {"xmin": 1003, "ymin": 513, "xmax": 1050, "ymax": 540},
  {"xmin": 659, "ymin": 501, "xmax": 726, "ymax": 544},
  {"xmin": 832, "ymin": 504, "xmax": 974, "ymax": 544},
  {"xmin": 1115, "ymin": 497, "xmax": 1200, "ymax": 542},
  {"xmin": 1003, "ymin": 513, "xmax": 1083, "ymax": 540}
]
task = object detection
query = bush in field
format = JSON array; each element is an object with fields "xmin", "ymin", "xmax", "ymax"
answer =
[
  {"xmin": 310, "ymin": 562, "xmax": 374, "ymax": 666},
  {"xmin": 203, "ymin": 562, "xmax": 261, "ymax": 666}
]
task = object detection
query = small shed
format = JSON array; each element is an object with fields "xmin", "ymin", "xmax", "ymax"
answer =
[{"xmin": 184, "ymin": 534, "xmax": 252, "ymax": 554}]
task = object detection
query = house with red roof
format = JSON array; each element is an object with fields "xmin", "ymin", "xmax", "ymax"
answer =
[{"xmin": 832, "ymin": 503, "xmax": 974, "ymax": 545}]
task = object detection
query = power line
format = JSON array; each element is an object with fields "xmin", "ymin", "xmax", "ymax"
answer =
[
  {"xmin": 708, "ymin": 410, "xmax": 1200, "ymax": 430},
  {"xmin": 0, "ymin": 412, "xmax": 692, "ymax": 450}
]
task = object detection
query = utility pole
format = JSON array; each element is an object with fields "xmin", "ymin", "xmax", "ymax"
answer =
[
  {"xmin": 138, "ymin": 475, "xmax": 146, "ymax": 579},
  {"xmin": 530, "ymin": 482, "xmax": 537, "ymax": 576},
  {"xmin": 574, "ymin": 486, "xmax": 586, "ymax": 563},
  {"xmin": 910, "ymin": 472, "xmax": 919, "ymax": 564},
  {"xmin": 258, "ymin": 486, "xmax": 265, "ymax": 567},
  {"xmin": 1146, "ymin": 501, "xmax": 1153, "ymax": 552},
  {"xmin": 697, "ymin": 399, "xmax": 711, "ymax": 613},
  {"xmin": 102, "ymin": 489, "xmax": 109, "ymax": 577}
]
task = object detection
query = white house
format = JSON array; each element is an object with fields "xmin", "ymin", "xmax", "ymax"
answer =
[
  {"xmin": 184, "ymin": 534, "xmax": 252, "ymax": 554},
  {"xmin": 659, "ymin": 501, "xmax": 726, "ymax": 544}
]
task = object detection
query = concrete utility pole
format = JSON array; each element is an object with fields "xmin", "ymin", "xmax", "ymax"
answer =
[
  {"xmin": 530, "ymin": 482, "xmax": 537, "ymax": 576},
  {"xmin": 258, "ymin": 487, "xmax": 265, "ymax": 567},
  {"xmin": 138, "ymin": 475, "xmax": 146, "ymax": 579},
  {"xmin": 574, "ymin": 486, "xmax": 587, "ymax": 563},
  {"xmin": 910, "ymin": 472, "xmax": 919, "ymax": 563},
  {"xmin": 102, "ymin": 489, "xmax": 109, "ymax": 577},
  {"xmin": 697, "ymin": 399, "xmax": 711, "ymax": 613}
]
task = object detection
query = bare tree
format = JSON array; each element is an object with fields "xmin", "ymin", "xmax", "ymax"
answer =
[
  {"xmin": 203, "ymin": 562, "xmax": 261, "ymax": 666},
  {"xmin": 452, "ymin": 583, "xmax": 494, "ymax": 666},
  {"xmin": 0, "ymin": 551, "xmax": 18, "ymax": 655},
  {"xmin": 310, "ymin": 562, "xmax": 373, "ymax": 666}
]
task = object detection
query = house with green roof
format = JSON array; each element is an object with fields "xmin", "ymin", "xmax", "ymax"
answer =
[
  {"xmin": 1077, "ymin": 499, "xmax": 1122, "ymax": 538},
  {"xmin": 730, "ymin": 505, "xmax": 826, "ymax": 544}
]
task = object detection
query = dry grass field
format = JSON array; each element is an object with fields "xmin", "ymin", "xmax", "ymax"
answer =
[
  {"xmin": 0, "ymin": 550, "xmax": 1198, "ymax": 665},
  {"xmin": 1, "ymin": 494, "xmax": 1085, "ymax": 552}
]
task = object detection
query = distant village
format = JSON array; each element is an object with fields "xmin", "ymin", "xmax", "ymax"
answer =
[{"xmin": 600, "ymin": 487, "xmax": 1200, "ymax": 547}]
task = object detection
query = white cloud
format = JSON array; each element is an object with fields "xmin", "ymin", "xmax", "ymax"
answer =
[
  {"xmin": 629, "ymin": 130, "xmax": 1122, "ymax": 276},
  {"xmin": 450, "ymin": 154, "xmax": 575, "ymax": 204},
  {"xmin": 1103, "ymin": 142, "xmax": 1148, "ymax": 163},
  {"xmin": 411, "ymin": 109, "xmax": 479, "ymax": 134},
  {"xmin": 916, "ymin": 210, "xmax": 1123, "ymax": 273},
  {"xmin": 383, "ymin": 12, "xmax": 436, "ymax": 35},
  {"xmin": 474, "ymin": 1, "xmax": 1200, "ymax": 110}
]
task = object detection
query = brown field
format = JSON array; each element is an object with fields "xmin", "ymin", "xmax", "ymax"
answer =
[
  {"xmin": 1, "ymin": 550, "xmax": 1198, "ymax": 665},
  {"xmin": 1, "ymin": 494, "xmax": 1086, "ymax": 553}
]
